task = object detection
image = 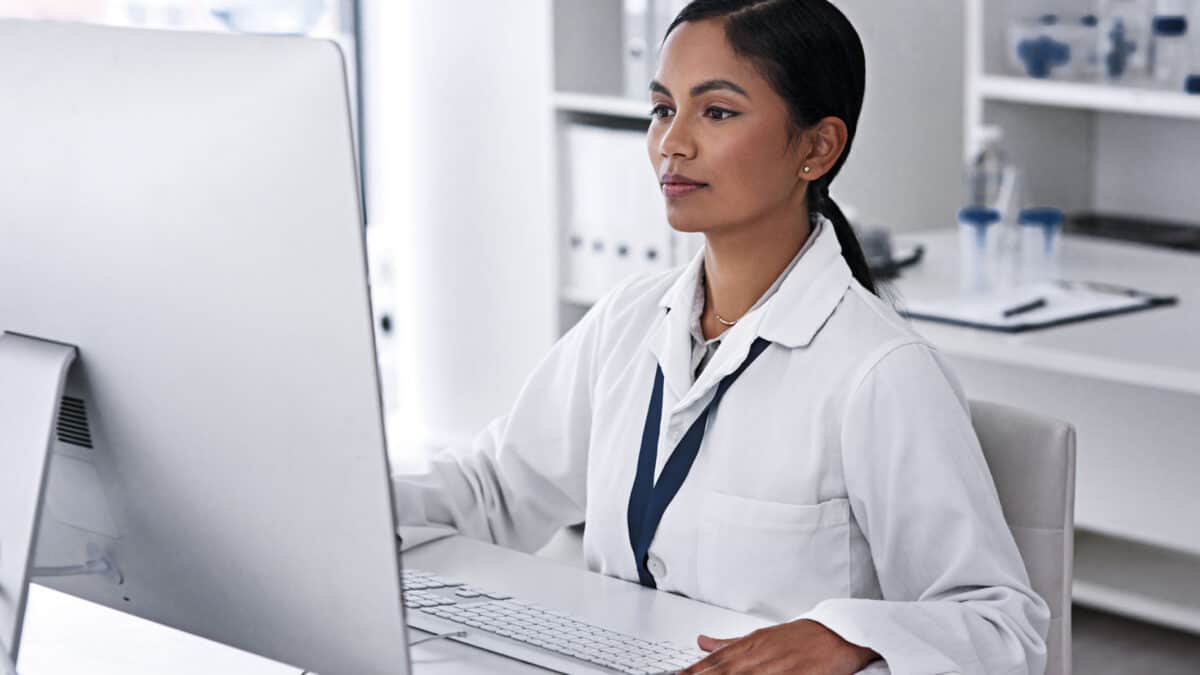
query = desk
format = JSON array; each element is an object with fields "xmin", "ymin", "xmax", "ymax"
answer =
[
  {"xmin": 893, "ymin": 229, "xmax": 1200, "ymax": 634},
  {"xmin": 17, "ymin": 533, "xmax": 771, "ymax": 674}
]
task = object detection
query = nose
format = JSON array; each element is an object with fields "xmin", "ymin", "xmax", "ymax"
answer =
[{"xmin": 656, "ymin": 115, "xmax": 696, "ymax": 160}]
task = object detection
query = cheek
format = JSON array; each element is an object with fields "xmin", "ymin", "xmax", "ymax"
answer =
[{"xmin": 709, "ymin": 129, "xmax": 791, "ymax": 204}]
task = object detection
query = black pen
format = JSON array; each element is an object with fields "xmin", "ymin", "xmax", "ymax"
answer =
[{"xmin": 1002, "ymin": 297, "xmax": 1047, "ymax": 318}]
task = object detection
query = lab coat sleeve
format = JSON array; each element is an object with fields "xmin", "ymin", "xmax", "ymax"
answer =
[
  {"xmin": 390, "ymin": 278, "xmax": 622, "ymax": 555},
  {"xmin": 797, "ymin": 342, "xmax": 1050, "ymax": 675}
]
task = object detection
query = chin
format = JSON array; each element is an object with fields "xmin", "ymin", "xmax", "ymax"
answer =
[{"xmin": 665, "ymin": 207, "xmax": 715, "ymax": 234}]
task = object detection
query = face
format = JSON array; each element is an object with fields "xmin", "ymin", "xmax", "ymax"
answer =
[{"xmin": 647, "ymin": 18, "xmax": 808, "ymax": 235}]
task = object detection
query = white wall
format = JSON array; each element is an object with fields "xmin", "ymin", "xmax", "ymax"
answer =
[
  {"xmin": 361, "ymin": 1, "xmax": 557, "ymax": 456},
  {"xmin": 831, "ymin": 0, "xmax": 966, "ymax": 232}
]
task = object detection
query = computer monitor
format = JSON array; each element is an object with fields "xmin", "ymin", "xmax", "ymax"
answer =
[{"xmin": 0, "ymin": 20, "xmax": 410, "ymax": 675}]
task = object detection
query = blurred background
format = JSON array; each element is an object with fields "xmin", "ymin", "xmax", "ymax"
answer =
[{"xmin": 3, "ymin": 1, "xmax": 1199, "ymax": 671}]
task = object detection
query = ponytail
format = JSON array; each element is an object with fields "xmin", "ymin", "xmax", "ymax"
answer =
[{"xmin": 810, "ymin": 183, "xmax": 876, "ymax": 295}]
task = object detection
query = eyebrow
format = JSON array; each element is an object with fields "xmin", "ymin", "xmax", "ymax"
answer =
[{"xmin": 649, "ymin": 78, "xmax": 751, "ymax": 100}]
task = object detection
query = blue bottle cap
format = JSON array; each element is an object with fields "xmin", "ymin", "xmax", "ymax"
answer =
[
  {"xmin": 1152, "ymin": 16, "xmax": 1188, "ymax": 37},
  {"xmin": 1187, "ymin": 75, "xmax": 1200, "ymax": 94},
  {"xmin": 1018, "ymin": 207, "xmax": 1065, "ymax": 227},
  {"xmin": 1081, "ymin": 14, "xmax": 1099, "ymax": 27},
  {"xmin": 959, "ymin": 207, "xmax": 1002, "ymax": 227},
  {"xmin": 1018, "ymin": 36, "xmax": 1073, "ymax": 78}
]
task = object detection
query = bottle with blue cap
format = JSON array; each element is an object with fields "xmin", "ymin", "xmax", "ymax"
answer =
[
  {"xmin": 1100, "ymin": 0, "xmax": 1153, "ymax": 82},
  {"xmin": 1018, "ymin": 207, "xmax": 1065, "ymax": 285},
  {"xmin": 959, "ymin": 206, "xmax": 1004, "ymax": 295},
  {"xmin": 1151, "ymin": 0, "xmax": 1192, "ymax": 89},
  {"xmin": 1186, "ymin": 0, "xmax": 1200, "ymax": 93},
  {"xmin": 961, "ymin": 126, "xmax": 1023, "ymax": 296}
]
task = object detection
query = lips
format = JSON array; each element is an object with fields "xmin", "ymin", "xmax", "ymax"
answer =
[{"xmin": 660, "ymin": 172, "xmax": 708, "ymax": 198}]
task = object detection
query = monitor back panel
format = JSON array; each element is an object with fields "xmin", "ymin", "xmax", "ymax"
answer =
[{"xmin": 0, "ymin": 20, "xmax": 408, "ymax": 675}]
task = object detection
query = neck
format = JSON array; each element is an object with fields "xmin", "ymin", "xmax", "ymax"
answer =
[{"xmin": 700, "ymin": 206, "xmax": 813, "ymax": 340}]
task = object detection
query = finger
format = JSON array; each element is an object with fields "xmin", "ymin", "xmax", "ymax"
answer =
[
  {"xmin": 681, "ymin": 637, "xmax": 751, "ymax": 674},
  {"xmin": 697, "ymin": 633, "xmax": 739, "ymax": 652},
  {"xmin": 679, "ymin": 647, "xmax": 731, "ymax": 674},
  {"xmin": 681, "ymin": 653, "xmax": 728, "ymax": 675}
]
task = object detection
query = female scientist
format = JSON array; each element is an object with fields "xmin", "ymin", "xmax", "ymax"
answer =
[{"xmin": 393, "ymin": 1, "xmax": 1049, "ymax": 672}]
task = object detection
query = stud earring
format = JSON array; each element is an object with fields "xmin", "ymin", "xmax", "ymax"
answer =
[{"xmin": 802, "ymin": 166, "xmax": 812, "ymax": 174}]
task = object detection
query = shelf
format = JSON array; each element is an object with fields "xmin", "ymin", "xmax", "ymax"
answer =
[
  {"xmin": 979, "ymin": 75, "xmax": 1200, "ymax": 121},
  {"xmin": 553, "ymin": 92, "xmax": 650, "ymax": 121},
  {"xmin": 1072, "ymin": 529, "xmax": 1200, "ymax": 635}
]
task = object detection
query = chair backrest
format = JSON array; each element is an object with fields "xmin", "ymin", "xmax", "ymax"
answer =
[{"xmin": 969, "ymin": 400, "xmax": 1076, "ymax": 675}]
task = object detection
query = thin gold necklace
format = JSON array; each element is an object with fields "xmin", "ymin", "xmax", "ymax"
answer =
[{"xmin": 714, "ymin": 312, "xmax": 737, "ymax": 326}]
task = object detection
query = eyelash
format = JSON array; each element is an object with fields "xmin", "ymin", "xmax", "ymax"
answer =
[{"xmin": 648, "ymin": 104, "xmax": 739, "ymax": 122}]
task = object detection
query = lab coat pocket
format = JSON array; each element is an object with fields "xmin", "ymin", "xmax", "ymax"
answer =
[{"xmin": 696, "ymin": 492, "xmax": 850, "ymax": 620}]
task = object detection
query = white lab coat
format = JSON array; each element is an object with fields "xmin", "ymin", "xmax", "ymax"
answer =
[{"xmin": 392, "ymin": 217, "xmax": 1050, "ymax": 675}]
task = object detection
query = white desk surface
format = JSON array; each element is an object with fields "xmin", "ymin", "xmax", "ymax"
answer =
[
  {"xmin": 893, "ymin": 230, "xmax": 1200, "ymax": 395},
  {"xmin": 18, "ymin": 534, "xmax": 771, "ymax": 674}
]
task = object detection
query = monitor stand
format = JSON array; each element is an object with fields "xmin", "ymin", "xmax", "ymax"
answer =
[{"xmin": 0, "ymin": 333, "xmax": 84, "ymax": 671}]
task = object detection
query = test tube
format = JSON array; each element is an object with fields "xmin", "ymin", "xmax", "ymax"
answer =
[
  {"xmin": 1018, "ymin": 208, "xmax": 1064, "ymax": 285},
  {"xmin": 959, "ymin": 207, "xmax": 1003, "ymax": 295}
]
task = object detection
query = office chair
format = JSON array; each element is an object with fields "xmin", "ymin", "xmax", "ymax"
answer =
[{"xmin": 970, "ymin": 399, "xmax": 1077, "ymax": 675}]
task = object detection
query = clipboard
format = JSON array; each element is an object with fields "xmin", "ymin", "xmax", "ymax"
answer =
[{"xmin": 898, "ymin": 280, "xmax": 1178, "ymax": 333}]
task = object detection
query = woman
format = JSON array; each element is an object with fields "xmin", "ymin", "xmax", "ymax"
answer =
[{"xmin": 393, "ymin": 1, "xmax": 1049, "ymax": 673}]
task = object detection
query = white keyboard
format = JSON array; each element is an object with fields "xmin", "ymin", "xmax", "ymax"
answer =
[{"xmin": 402, "ymin": 568, "xmax": 708, "ymax": 674}]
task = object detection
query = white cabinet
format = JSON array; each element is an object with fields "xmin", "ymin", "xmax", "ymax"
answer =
[{"xmin": 966, "ymin": 0, "xmax": 1200, "ymax": 223}]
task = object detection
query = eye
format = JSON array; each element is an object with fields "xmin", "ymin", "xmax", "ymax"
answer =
[
  {"xmin": 649, "ymin": 104, "xmax": 674, "ymax": 119},
  {"xmin": 706, "ymin": 107, "xmax": 738, "ymax": 121}
]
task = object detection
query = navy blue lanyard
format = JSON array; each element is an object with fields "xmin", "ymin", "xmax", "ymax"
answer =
[{"xmin": 626, "ymin": 336, "xmax": 772, "ymax": 588}]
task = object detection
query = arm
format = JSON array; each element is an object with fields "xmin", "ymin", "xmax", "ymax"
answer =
[
  {"xmin": 796, "ymin": 343, "xmax": 1050, "ymax": 675},
  {"xmin": 390, "ymin": 281, "xmax": 620, "ymax": 555}
]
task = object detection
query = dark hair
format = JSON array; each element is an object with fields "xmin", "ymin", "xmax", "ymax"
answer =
[{"xmin": 663, "ymin": 0, "xmax": 877, "ymax": 295}]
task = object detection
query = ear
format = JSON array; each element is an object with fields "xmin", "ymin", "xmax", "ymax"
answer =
[{"xmin": 796, "ymin": 116, "xmax": 849, "ymax": 182}]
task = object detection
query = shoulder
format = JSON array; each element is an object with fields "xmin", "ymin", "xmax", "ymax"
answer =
[{"xmin": 814, "ymin": 280, "xmax": 964, "ymax": 404}]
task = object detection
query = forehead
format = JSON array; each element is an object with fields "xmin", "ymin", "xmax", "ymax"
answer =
[{"xmin": 656, "ymin": 18, "xmax": 766, "ymax": 94}]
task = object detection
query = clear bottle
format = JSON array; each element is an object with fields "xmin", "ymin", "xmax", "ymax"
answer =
[
  {"xmin": 1151, "ymin": 0, "xmax": 1192, "ymax": 89},
  {"xmin": 959, "ymin": 207, "xmax": 1003, "ymax": 296},
  {"xmin": 965, "ymin": 126, "xmax": 1025, "ymax": 292},
  {"xmin": 1018, "ymin": 208, "xmax": 1065, "ymax": 285},
  {"xmin": 1100, "ymin": 0, "xmax": 1153, "ymax": 82},
  {"xmin": 967, "ymin": 126, "xmax": 1007, "ymax": 208}
]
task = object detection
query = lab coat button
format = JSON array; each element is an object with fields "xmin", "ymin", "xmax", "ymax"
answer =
[{"xmin": 646, "ymin": 553, "xmax": 667, "ymax": 578}]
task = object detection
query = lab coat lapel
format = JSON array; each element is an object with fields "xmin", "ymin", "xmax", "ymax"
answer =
[
  {"xmin": 671, "ymin": 309, "xmax": 762, "ymax": 413},
  {"xmin": 648, "ymin": 249, "xmax": 705, "ymax": 402}
]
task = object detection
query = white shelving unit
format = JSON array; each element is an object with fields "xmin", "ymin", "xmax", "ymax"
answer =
[
  {"xmin": 978, "ymin": 74, "xmax": 1200, "ymax": 120},
  {"xmin": 965, "ymin": 0, "xmax": 1200, "ymax": 222},
  {"xmin": 966, "ymin": 0, "xmax": 1200, "ymax": 634}
]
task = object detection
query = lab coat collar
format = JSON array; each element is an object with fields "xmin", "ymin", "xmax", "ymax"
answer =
[{"xmin": 648, "ymin": 217, "xmax": 852, "ymax": 407}]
